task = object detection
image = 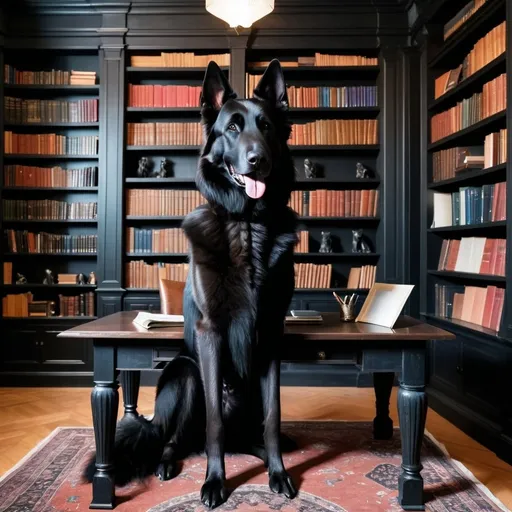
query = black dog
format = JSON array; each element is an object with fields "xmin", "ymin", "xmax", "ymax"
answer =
[{"xmin": 85, "ymin": 60, "xmax": 298, "ymax": 509}]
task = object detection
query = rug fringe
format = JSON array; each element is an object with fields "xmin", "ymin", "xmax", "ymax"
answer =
[{"xmin": 425, "ymin": 429, "xmax": 511, "ymax": 512}]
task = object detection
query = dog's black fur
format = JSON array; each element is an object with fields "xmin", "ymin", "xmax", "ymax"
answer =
[{"xmin": 84, "ymin": 60, "xmax": 298, "ymax": 509}]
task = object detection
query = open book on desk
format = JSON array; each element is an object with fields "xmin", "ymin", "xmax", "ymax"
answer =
[{"xmin": 133, "ymin": 312, "xmax": 184, "ymax": 330}]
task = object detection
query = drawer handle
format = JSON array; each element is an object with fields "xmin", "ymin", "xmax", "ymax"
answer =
[{"xmin": 317, "ymin": 351, "xmax": 326, "ymax": 360}]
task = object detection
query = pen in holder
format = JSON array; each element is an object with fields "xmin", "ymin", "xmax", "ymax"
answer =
[{"xmin": 333, "ymin": 292, "xmax": 358, "ymax": 322}]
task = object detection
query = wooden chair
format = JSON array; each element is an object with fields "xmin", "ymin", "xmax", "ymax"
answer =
[{"xmin": 158, "ymin": 279, "xmax": 185, "ymax": 315}]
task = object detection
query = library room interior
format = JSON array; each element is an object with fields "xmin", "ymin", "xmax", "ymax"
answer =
[{"xmin": 0, "ymin": 0, "xmax": 511, "ymax": 511}]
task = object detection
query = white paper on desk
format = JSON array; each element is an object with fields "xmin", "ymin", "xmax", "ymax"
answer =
[{"xmin": 355, "ymin": 283, "xmax": 414, "ymax": 328}]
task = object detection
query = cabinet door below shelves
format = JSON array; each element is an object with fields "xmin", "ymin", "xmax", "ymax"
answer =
[
  {"xmin": 40, "ymin": 332, "xmax": 92, "ymax": 371},
  {"xmin": 123, "ymin": 298, "xmax": 161, "ymax": 313},
  {"xmin": 1, "ymin": 329, "xmax": 41, "ymax": 369},
  {"xmin": 429, "ymin": 339, "xmax": 462, "ymax": 394}
]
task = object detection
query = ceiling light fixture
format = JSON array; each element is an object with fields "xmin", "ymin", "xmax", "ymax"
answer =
[{"xmin": 206, "ymin": 0, "xmax": 275, "ymax": 28}]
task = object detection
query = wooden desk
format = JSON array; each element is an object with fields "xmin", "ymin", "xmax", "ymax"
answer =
[{"xmin": 60, "ymin": 312, "xmax": 454, "ymax": 511}]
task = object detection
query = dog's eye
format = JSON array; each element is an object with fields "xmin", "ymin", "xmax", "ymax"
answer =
[
  {"xmin": 261, "ymin": 121, "xmax": 271, "ymax": 131},
  {"xmin": 227, "ymin": 123, "xmax": 238, "ymax": 132}
]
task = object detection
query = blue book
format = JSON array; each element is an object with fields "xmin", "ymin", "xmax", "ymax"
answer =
[{"xmin": 452, "ymin": 192, "xmax": 460, "ymax": 225}]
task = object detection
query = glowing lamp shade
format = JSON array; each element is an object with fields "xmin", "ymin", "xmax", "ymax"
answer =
[{"xmin": 206, "ymin": 0, "xmax": 274, "ymax": 28}]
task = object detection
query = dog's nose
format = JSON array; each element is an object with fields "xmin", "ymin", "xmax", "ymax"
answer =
[{"xmin": 246, "ymin": 151, "xmax": 263, "ymax": 168}]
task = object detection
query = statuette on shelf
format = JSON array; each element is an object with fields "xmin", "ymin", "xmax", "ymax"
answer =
[
  {"xmin": 16, "ymin": 273, "xmax": 28, "ymax": 285},
  {"xmin": 137, "ymin": 157, "xmax": 151, "ymax": 177},
  {"xmin": 319, "ymin": 231, "xmax": 333, "ymax": 253},
  {"xmin": 43, "ymin": 269, "xmax": 55, "ymax": 285},
  {"xmin": 352, "ymin": 229, "xmax": 371, "ymax": 254},
  {"xmin": 304, "ymin": 158, "xmax": 317, "ymax": 179},
  {"xmin": 355, "ymin": 162, "xmax": 369, "ymax": 179},
  {"xmin": 77, "ymin": 273, "xmax": 88, "ymax": 285}
]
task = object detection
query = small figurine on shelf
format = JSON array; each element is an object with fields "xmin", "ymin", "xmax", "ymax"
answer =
[
  {"xmin": 352, "ymin": 229, "xmax": 372, "ymax": 254},
  {"xmin": 16, "ymin": 273, "xmax": 27, "ymax": 285},
  {"xmin": 355, "ymin": 162, "xmax": 369, "ymax": 179},
  {"xmin": 43, "ymin": 269, "xmax": 55, "ymax": 285},
  {"xmin": 89, "ymin": 271, "xmax": 97, "ymax": 285},
  {"xmin": 137, "ymin": 157, "xmax": 151, "ymax": 177},
  {"xmin": 319, "ymin": 232, "xmax": 333, "ymax": 253},
  {"xmin": 76, "ymin": 273, "xmax": 88, "ymax": 285},
  {"xmin": 304, "ymin": 158, "xmax": 317, "ymax": 179},
  {"xmin": 153, "ymin": 158, "xmax": 171, "ymax": 178}
]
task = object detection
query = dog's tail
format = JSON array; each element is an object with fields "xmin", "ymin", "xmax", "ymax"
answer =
[{"xmin": 83, "ymin": 415, "xmax": 165, "ymax": 486}]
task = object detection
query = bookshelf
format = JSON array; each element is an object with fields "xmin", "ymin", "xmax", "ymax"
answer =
[
  {"xmin": 0, "ymin": 49, "xmax": 100, "ymax": 324},
  {"xmin": 419, "ymin": 0, "xmax": 511, "ymax": 459}
]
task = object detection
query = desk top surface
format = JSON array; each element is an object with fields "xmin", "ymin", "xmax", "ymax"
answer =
[{"xmin": 59, "ymin": 311, "xmax": 455, "ymax": 342}]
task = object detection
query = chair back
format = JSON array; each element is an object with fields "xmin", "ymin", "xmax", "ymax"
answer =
[{"xmin": 158, "ymin": 279, "xmax": 185, "ymax": 315}]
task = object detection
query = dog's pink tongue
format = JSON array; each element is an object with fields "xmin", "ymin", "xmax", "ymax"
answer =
[{"xmin": 242, "ymin": 175, "xmax": 266, "ymax": 199}]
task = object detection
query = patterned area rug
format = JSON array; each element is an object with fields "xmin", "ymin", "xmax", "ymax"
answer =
[{"xmin": 0, "ymin": 422, "xmax": 508, "ymax": 512}]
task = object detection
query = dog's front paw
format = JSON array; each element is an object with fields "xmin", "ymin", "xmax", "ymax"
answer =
[
  {"xmin": 269, "ymin": 470, "xmax": 297, "ymax": 499},
  {"xmin": 155, "ymin": 461, "xmax": 176, "ymax": 481},
  {"xmin": 201, "ymin": 477, "xmax": 228, "ymax": 509}
]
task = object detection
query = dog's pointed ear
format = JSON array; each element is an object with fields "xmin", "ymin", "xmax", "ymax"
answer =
[
  {"xmin": 201, "ymin": 61, "xmax": 237, "ymax": 111},
  {"xmin": 253, "ymin": 59, "xmax": 289, "ymax": 111}
]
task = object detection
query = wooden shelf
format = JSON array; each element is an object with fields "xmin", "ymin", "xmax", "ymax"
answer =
[
  {"xmin": 3, "ymin": 219, "xmax": 97, "ymax": 224},
  {"xmin": 290, "ymin": 145, "xmax": 380, "ymax": 152},
  {"xmin": 299, "ymin": 216, "xmax": 380, "ymax": 222},
  {"xmin": 126, "ymin": 145, "xmax": 200, "ymax": 151},
  {"xmin": 428, "ymin": 54, "xmax": 506, "ymax": 113},
  {"xmin": 428, "ymin": 111, "xmax": 506, "ymax": 151},
  {"xmin": 126, "ymin": 178, "xmax": 195, "ymax": 184},
  {"xmin": 2, "ymin": 186, "xmax": 98, "ymax": 192},
  {"xmin": 4, "ymin": 122, "xmax": 99, "ymax": 128},
  {"xmin": 428, "ymin": 221, "xmax": 506, "ymax": 233},
  {"xmin": 126, "ymin": 253, "xmax": 187, "ymax": 257},
  {"xmin": 4, "ymin": 154, "xmax": 99, "ymax": 160},
  {"xmin": 428, "ymin": 0, "xmax": 506, "ymax": 67},
  {"xmin": 4, "ymin": 252, "xmax": 97, "ymax": 257},
  {"xmin": 428, "ymin": 270, "xmax": 506, "ymax": 283},
  {"xmin": 126, "ymin": 107, "xmax": 201, "ymax": 113},
  {"xmin": 124, "ymin": 287, "xmax": 371, "ymax": 293},
  {"xmin": 248, "ymin": 65, "xmax": 380, "ymax": 78},
  {"xmin": 1, "ymin": 284, "xmax": 97, "ymax": 289},
  {"xmin": 3, "ymin": 85, "xmax": 99, "ymax": 92},
  {"xmin": 126, "ymin": 215, "xmax": 185, "ymax": 221},
  {"xmin": 422, "ymin": 313, "xmax": 502, "ymax": 342},
  {"xmin": 294, "ymin": 252, "xmax": 380, "ymax": 258},
  {"xmin": 288, "ymin": 107, "xmax": 380, "ymax": 118},
  {"xmin": 295, "ymin": 178, "xmax": 380, "ymax": 186},
  {"xmin": 1, "ymin": 316, "xmax": 98, "ymax": 321},
  {"xmin": 428, "ymin": 163, "xmax": 506, "ymax": 190},
  {"xmin": 127, "ymin": 66, "xmax": 229, "ymax": 74}
]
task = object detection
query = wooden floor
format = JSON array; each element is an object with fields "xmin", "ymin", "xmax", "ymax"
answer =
[{"xmin": 0, "ymin": 386, "xmax": 511, "ymax": 509}]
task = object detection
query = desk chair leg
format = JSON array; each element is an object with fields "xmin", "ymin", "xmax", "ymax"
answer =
[
  {"xmin": 398, "ymin": 348, "xmax": 427, "ymax": 511},
  {"xmin": 373, "ymin": 372, "xmax": 394, "ymax": 440},
  {"xmin": 120, "ymin": 370, "xmax": 141, "ymax": 419},
  {"xmin": 90, "ymin": 345, "xmax": 119, "ymax": 510}
]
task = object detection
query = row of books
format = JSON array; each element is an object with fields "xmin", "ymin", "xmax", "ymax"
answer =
[
  {"xmin": 430, "ymin": 74, "xmax": 506, "ymax": 142},
  {"xmin": 347, "ymin": 265, "xmax": 376, "ymax": 289},
  {"xmin": 296, "ymin": 231, "xmax": 309, "ymax": 253},
  {"xmin": 3, "ymin": 165, "xmax": 98, "ymax": 188},
  {"xmin": 59, "ymin": 293, "xmax": 95, "ymax": 317},
  {"xmin": 4, "ymin": 67, "xmax": 97, "ymax": 85},
  {"xmin": 433, "ymin": 182, "xmax": 506, "ymax": 228},
  {"xmin": 434, "ymin": 284, "xmax": 503, "ymax": 332},
  {"xmin": 438, "ymin": 237, "xmax": 506, "ymax": 276},
  {"xmin": 289, "ymin": 119, "xmax": 378, "ymax": 146},
  {"xmin": 126, "ymin": 261, "xmax": 189, "ymax": 289},
  {"xmin": 245, "ymin": 78, "xmax": 378, "ymax": 108},
  {"xmin": 4, "ymin": 98, "xmax": 99, "ymax": 124},
  {"xmin": 128, "ymin": 85, "xmax": 201, "ymax": 108},
  {"xmin": 126, "ymin": 190, "xmax": 206, "ymax": 217},
  {"xmin": 432, "ymin": 130, "xmax": 507, "ymax": 182},
  {"xmin": 435, "ymin": 21, "xmax": 506, "ymax": 99},
  {"xmin": 130, "ymin": 53, "xmax": 230, "ymax": 68},
  {"xmin": 126, "ymin": 123, "xmax": 202, "ymax": 146},
  {"xmin": 4, "ymin": 230, "xmax": 97, "ymax": 254},
  {"xmin": 294, "ymin": 263, "xmax": 332, "ymax": 288},
  {"xmin": 289, "ymin": 190, "xmax": 379, "ymax": 217},
  {"xmin": 443, "ymin": 0, "xmax": 487, "ymax": 40},
  {"xmin": 4, "ymin": 133, "xmax": 99, "ymax": 155},
  {"xmin": 3, "ymin": 200, "xmax": 98, "ymax": 221},
  {"xmin": 126, "ymin": 228, "xmax": 190, "ymax": 254}
]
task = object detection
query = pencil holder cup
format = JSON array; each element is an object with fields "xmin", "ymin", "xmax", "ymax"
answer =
[
  {"xmin": 333, "ymin": 292, "xmax": 358, "ymax": 322},
  {"xmin": 339, "ymin": 303, "xmax": 356, "ymax": 322}
]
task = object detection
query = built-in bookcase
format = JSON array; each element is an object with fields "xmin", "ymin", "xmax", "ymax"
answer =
[
  {"xmin": 419, "ymin": 0, "xmax": 512, "ymax": 460},
  {"xmin": 1, "ymin": 49, "xmax": 100, "ymax": 321}
]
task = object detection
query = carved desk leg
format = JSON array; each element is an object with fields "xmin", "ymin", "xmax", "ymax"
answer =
[
  {"xmin": 90, "ymin": 344, "xmax": 119, "ymax": 510},
  {"xmin": 120, "ymin": 370, "xmax": 141, "ymax": 419},
  {"xmin": 398, "ymin": 346, "xmax": 427, "ymax": 511},
  {"xmin": 373, "ymin": 372, "xmax": 395, "ymax": 440}
]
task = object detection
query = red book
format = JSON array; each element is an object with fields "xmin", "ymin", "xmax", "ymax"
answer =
[
  {"xmin": 445, "ymin": 239, "xmax": 460, "ymax": 271},
  {"xmin": 479, "ymin": 238, "xmax": 494, "ymax": 274},
  {"xmin": 154, "ymin": 85, "xmax": 163, "ymax": 107},
  {"xmin": 482, "ymin": 286, "xmax": 497, "ymax": 328},
  {"xmin": 171, "ymin": 86, "xmax": 177, "ymax": 107},
  {"xmin": 489, "ymin": 287, "xmax": 505, "ymax": 332}
]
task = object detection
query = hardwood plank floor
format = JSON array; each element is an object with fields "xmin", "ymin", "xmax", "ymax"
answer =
[{"xmin": 0, "ymin": 386, "xmax": 511, "ymax": 509}]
